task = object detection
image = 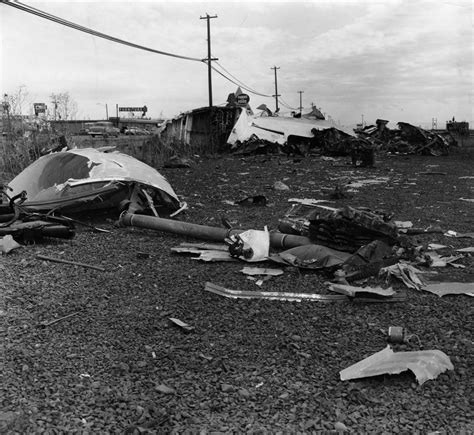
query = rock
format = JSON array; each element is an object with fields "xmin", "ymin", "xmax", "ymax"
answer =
[
  {"xmin": 155, "ymin": 384, "xmax": 175, "ymax": 394},
  {"xmin": 221, "ymin": 383, "xmax": 234, "ymax": 392},
  {"xmin": 274, "ymin": 181, "xmax": 290, "ymax": 191},
  {"xmin": 238, "ymin": 388, "xmax": 251, "ymax": 398},
  {"xmin": 335, "ymin": 421, "xmax": 349, "ymax": 432}
]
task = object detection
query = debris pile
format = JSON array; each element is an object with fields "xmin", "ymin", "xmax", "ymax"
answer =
[{"xmin": 357, "ymin": 121, "xmax": 456, "ymax": 156}]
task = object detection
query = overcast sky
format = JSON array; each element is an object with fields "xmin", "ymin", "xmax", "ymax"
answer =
[{"xmin": 1, "ymin": 0, "xmax": 472, "ymax": 128}]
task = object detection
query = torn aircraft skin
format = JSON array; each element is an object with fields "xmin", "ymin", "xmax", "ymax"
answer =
[
  {"xmin": 6, "ymin": 148, "xmax": 182, "ymax": 215},
  {"xmin": 227, "ymin": 109, "xmax": 355, "ymax": 146}
]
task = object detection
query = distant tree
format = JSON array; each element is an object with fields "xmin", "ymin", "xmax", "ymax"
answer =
[
  {"xmin": 49, "ymin": 92, "xmax": 78, "ymax": 120},
  {"xmin": 4, "ymin": 85, "xmax": 30, "ymax": 116}
]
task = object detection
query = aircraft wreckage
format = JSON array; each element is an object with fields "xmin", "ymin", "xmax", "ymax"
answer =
[{"xmin": 4, "ymin": 148, "xmax": 184, "ymax": 215}]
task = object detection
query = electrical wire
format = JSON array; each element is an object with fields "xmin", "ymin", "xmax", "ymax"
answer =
[
  {"xmin": 1, "ymin": 0, "xmax": 203, "ymax": 62},
  {"xmin": 3, "ymin": 0, "xmax": 298, "ymax": 109},
  {"xmin": 214, "ymin": 61, "xmax": 272, "ymax": 98},
  {"xmin": 210, "ymin": 63, "xmax": 273, "ymax": 98},
  {"xmin": 278, "ymin": 97, "xmax": 298, "ymax": 111}
]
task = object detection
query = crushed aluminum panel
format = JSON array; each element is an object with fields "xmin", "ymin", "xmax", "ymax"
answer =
[
  {"xmin": 7, "ymin": 148, "xmax": 180, "ymax": 212},
  {"xmin": 340, "ymin": 345, "xmax": 454, "ymax": 385},
  {"xmin": 204, "ymin": 282, "xmax": 347, "ymax": 302},
  {"xmin": 328, "ymin": 283, "xmax": 396, "ymax": 298},
  {"xmin": 227, "ymin": 109, "xmax": 355, "ymax": 145},
  {"xmin": 422, "ymin": 282, "xmax": 474, "ymax": 297}
]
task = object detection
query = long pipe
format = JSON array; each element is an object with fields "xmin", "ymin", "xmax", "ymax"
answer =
[{"xmin": 119, "ymin": 212, "xmax": 312, "ymax": 249}]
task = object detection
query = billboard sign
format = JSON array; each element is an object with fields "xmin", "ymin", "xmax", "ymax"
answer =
[{"xmin": 119, "ymin": 106, "xmax": 147, "ymax": 113}]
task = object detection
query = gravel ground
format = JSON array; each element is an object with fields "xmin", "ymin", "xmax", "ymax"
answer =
[{"xmin": 1, "ymin": 149, "xmax": 473, "ymax": 434}]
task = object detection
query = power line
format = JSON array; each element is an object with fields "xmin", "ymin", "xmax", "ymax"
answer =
[
  {"xmin": 278, "ymin": 97, "xmax": 297, "ymax": 111},
  {"xmin": 214, "ymin": 61, "xmax": 272, "ymax": 98},
  {"xmin": 210, "ymin": 64, "xmax": 272, "ymax": 98},
  {"xmin": 2, "ymin": 0, "xmax": 203, "ymax": 62}
]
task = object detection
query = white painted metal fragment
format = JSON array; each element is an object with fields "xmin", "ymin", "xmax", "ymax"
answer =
[
  {"xmin": 340, "ymin": 345, "xmax": 454, "ymax": 385},
  {"xmin": 422, "ymin": 282, "xmax": 474, "ymax": 297}
]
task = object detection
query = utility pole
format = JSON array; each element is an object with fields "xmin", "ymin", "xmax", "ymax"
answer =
[
  {"xmin": 298, "ymin": 90, "xmax": 304, "ymax": 114},
  {"xmin": 200, "ymin": 13, "xmax": 218, "ymax": 108},
  {"xmin": 271, "ymin": 66, "xmax": 280, "ymax": 113},
  {"xmin": 361, "ymin": 114, "xmax": 364, "ymax": 127}
]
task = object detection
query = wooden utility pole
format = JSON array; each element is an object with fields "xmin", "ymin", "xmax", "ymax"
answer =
[
  {"xmin": 271, "ymin": 66, "xmax": 280, "ymax": 113},
  {"xmin": 200, "ymin": 13, "xmax": 218, "ymax": 108},
  {"xmin": 298, "ymin": 90, "xmax": 304, "ymax": 114}
]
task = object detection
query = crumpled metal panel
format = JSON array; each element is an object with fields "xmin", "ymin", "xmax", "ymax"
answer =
[
  {"xmin": 227, "ymin": 109, "xmax": 355, "ymax": 145},
  {"xmin": 7, "ymin": 148, "xmax": 180, "ymax": 212},
  {"xmin": 340, "ymin": 345, "xmax": 454, "ymax": 385}
]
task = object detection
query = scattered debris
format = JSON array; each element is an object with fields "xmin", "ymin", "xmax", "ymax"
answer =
[
  {"xmin": 269, "ymin": 244, "xmax": 351, "ymax": 270},
  {"xmin": 169, "ymin": 317, "xmax": 195, "ymax": 333},
  {"xmin": 204, "ymin": 282, "xmax": 347, "ymax": 302},
  {"xmin": 422, "ymin": 282, "xmax": 474, "ymax": 297},
  {"xmin": 0, "ymin": 235, "xmax": 21, "ymax": 254},
  {"xmin": 340, "ymin": 345, "xmax": 454, "ymax": 385},
  {"xmin": 288, "ymin": 198, "xmax": 331, "ymax": 206},
  {"xmin": 225, "ymin": 227, "xmax": 270, "ymax": 262},
  {"xmin": 426, "ymin": 252, "xmax": 465, "ymax": 268},
  {"xmin": 306, "ymin": 205, "xmax": 400, "ymax": 252},
  {"xmin": 36, "ymin": 254, "xmax": 106, "ymax": 272},
  {"xmin": 274, "ymin": 181, "xmax": 290, "ymax": 191},
  {"xmin": 387, "ymin": 326, "xmax": 405, "ymax": 344},
  {"xmin": 163, "ymin": 155, "xmax": 194, "ymax": 168},
  {"xmin": 456, "ymin": 247, "xmax": 474, "ymax": 253},
  {"xmin": 38, "ymin": 311, "xmax": 81, "ymax": 328},
  {"xmin": 428, "ymin": 243, "xmax": 448, "ymax": 250},
  {"xmin": 6, "ymin": 148, "xmax": 183, "ymax": 215},
  {"xmin": 394, "ymin": 221, "xmax": 413, "ymax": 229},
  {"xmin": 240, "ymin": 267, "xmax": 284, "ymax": 277},
  {"xmin": 235, "ymin": 195, "xmax": 267, "ymax": 206},
  {"xmin": 120, "ymin": 214, "xmax": 312, "ymax": 250},
  {"xmin": 444, "ymin": 230, "xmax": 474, "ymax": 239},
  {"xmin": 380, "ymin": 263, "xmax": 426, "ymax": 290},
  {"xmin": 327, "ymin": 283, "xmax": 396, "ymax": 298},
  {"xmin": 171, "ymin": 243, "xmax": 236, "ymax": 262}
]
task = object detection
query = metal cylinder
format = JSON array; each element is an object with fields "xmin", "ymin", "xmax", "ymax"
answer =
[
  {"xmin": 119, "ymin": 212, "xmax": 312, "ymax": 249},
  {"xmin": 388, "ymin": 326, "xmax": 405, "ymax": 343}
]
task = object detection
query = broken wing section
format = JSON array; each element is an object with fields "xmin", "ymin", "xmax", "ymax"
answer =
[{"xmin": 6, "ymin": 148, "xmax": 182, "ymax": 215}]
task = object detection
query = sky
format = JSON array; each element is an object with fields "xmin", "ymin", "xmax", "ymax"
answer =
[{"xmin": 1, "ymin": 0, "xmax": 473, "ymax": 128}]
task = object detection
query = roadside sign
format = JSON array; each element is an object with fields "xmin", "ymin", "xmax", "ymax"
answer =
[
  {"xmin": 236, "ymin": 94, "xmax": 250, "ymax": 106},
  {"xmin": 34, "ymin": 103, "xmax": 47, "ymax": 115}
]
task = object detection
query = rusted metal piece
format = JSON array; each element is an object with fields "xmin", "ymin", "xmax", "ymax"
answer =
[
  {"xmin": 119, "ymin": 212, "xmax": 312, "ymax": 249},
  {"xmin": 37, "ymin": 255, "xmax": 105, "ymax": 272}
]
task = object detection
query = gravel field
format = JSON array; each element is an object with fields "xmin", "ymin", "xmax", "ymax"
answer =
[{"xmin": 1, "ymin": 149, "xmax": 473, "ymax": 433}]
